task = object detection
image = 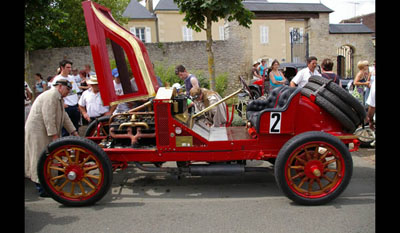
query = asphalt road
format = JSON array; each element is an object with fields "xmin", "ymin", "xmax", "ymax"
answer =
[{"xmin": 25, "ymin": 148, "xmax": 375, "ymax": 233}]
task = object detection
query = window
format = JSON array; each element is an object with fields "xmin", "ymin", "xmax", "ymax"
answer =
[
  {"xmin": 136, "ymin": 28, "xmax": 145, "ymax": 42},
  {"xmin": 289, "ymin": 27, "xmax": 304, "ymax": 43},
  {"xmin": 260, "ymin": 26, "xmax": 269, "ymax": 44},
  {"xmin": 129, "ymin": 27, "xmax": 151, "ymax": 43},
  {"xmin": 182, "ymin": 26, "xmax": 193, "ymax": 41},
  {"xmin": 219, "ymin": 26, "xmax": 225, "ymax": 40}
]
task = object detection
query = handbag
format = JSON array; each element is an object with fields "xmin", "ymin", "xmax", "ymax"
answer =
[{"xmin": 351, "ymin": 86, "xmax": 363, "ymax": 103}]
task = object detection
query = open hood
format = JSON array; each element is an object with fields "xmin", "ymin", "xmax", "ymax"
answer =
[{"xmin": 82, "ymin": 0, "xmax": 159, "ymax": 106}]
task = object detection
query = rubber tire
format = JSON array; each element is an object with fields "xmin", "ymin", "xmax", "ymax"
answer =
[
  {"xmin": 37, "ymin": 136, "xmax": 113, "ymax": 206},
  {"xmin": 304, "ymin": 82, "xmax": 360, "ymax": 126},
  {"xmin": 250, "ymin": 88, "xmax": 261, "ymax": 100},
  {"xmin": 308, "ymin": 75, "xmax": 366, "ymax": 121},
  {"xmin": 301, "ymin": 88, "xmax": 356, "ymax": 132},
  {"xmin": 84, "ymin": 115, "xmax": 111, "ymax": 137},
  {"xmin": 274, "ymin": 131, "xmax": 353, "ymax": 205}
]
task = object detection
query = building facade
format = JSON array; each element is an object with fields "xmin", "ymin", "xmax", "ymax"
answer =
[
  {"xmin": 26, "ymin": 0, "xmax": 375, "ymax": 96},
  {"xmin": 123, "ymin": 0, "xmax": 374, "ymax": 76}
]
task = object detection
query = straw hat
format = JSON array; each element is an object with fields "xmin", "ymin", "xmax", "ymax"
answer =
[{"xmin": 86, "ymin": 75, "xmax": 98, "ymax": 85}]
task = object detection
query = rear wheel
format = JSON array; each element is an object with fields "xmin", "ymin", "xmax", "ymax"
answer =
[
  {"xmin": 85, "ymin": 115, "xmax": 111, "ymax": 137},
  {"xmin": 37, "ymin": 136, "xmax": 112, "ymax": 206},
  {"xmin": 275, "ymin": 131, "xmax": 353, "ymax": 205}
]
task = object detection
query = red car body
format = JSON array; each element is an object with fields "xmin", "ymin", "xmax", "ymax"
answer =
[{"xmin": 36, "ymin": 1, "xmax": 361, "ymax": 207}]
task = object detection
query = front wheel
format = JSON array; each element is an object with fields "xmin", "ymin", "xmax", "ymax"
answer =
[
  {"xmin": 274, "ymin": 131, "xmax": 353, "ymax": 205},
  {"xmin": 37, "ymin": 136, "xmax": 112, "ymax": 206}
]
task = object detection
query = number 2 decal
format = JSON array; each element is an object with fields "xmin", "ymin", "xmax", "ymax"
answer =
[{"xmin": 269, "ymin": 112, "xmax": 281, "ymax": 133}]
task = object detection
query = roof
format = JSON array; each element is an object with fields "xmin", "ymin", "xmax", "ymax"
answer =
[
  {"xmin": 154, "ymin": 0, "xmax": 333, "ymax": 13},
  {"xmin": 154, "ymin": 0, "xmax": 178, "ymax": 11},
  {"xmin": 122, "ymin": 0, "xmax": 156, "ymax": 19},
  {"xmin": 329, "ymin": 23, "xmax": 373, "ymax": 34},
  {"xmin": 340, "ymin": 12, "xmax": 375, "ymax": 24},
  {"xmin": 243, "ymin": 1, "xmax": 333, "ymax": 13}
]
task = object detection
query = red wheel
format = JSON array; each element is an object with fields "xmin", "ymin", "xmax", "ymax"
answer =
[
  {"xmin": 275, "ymin": 131, "xmax": 352, "ymax": 205},
  {"xmin": 38, "ymin": 136, "xmax": 112, "ymax": 206}
]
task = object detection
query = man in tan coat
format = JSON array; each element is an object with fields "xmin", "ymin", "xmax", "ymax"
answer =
[
  {"xmin": 25, "ymin": 79, "xmax": 79, "ymax": 196},
  {"xmin": 190, "ymin": 87, "xmax": 227, "ymax": 127}
]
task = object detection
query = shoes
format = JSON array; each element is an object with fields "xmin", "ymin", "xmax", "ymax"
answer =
[
  {"xmin": 34, "ymin": 182, "xmax": 50, "ymax": 198},
  {"xmin": 39, "ymin": 191, "xmax": 50, "ymax": 198}
]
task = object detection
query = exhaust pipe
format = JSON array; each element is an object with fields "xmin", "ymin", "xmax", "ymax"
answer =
[
  {"xmin": 189, "ymin": 164, "xmax": 245, "ymax": 176},
  {"xmin": 134, "ymin": 162, "xmax": 269, "ymax": 176}
]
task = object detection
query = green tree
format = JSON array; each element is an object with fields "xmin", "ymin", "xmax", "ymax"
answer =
[
  {"xmin": 25, "ymin": 0, "xmax": 130, "ymax": 51},
  {"xmin": 173, "ymin": 0, "xmax": 254, "ymax": 90}
]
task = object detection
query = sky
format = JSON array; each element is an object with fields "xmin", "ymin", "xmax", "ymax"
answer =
[
  {"xmin": 147, "ymin": 0, "xmax": 375, "ymax": 24},
  {"xmin": 268, "ymin": 0, "xmax": 375, "ymax": 23}
]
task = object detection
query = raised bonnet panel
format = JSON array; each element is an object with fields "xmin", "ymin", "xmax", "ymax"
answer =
[{"xmin": 82, "ymin": 1, "xmax": 159, "ymax": 106}]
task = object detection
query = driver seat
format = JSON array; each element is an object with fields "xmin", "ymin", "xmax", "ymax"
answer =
[{"xmin": 246, "ymin": 86, "xmax": 300, "ymax": 132}]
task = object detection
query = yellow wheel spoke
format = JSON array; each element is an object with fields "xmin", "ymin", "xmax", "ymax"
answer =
[
  {"xmin": 56, "ymin": 179, "xmax": 69, "ymax": 191},
  {"xmin": 84, "ymin": 165, "xmax": 99, "ymax": 172},
  {"xmin": 85, "ymin": 173, "xmax": 100, "ymax": 180},
  {"xmin": 54, "ymin": 155, "xmax": 68, "ymax": 167},
  {"xmin": 49, "ymin": 166, "xmax": 65, "ymax": 172},
  {"xmin": 82, "ymin": 178, "xmax": 96, "ymax": 190},
  {"xmin": 78, "ymin": 182, "xmax": 86, "ymax": 195},
  {"xmin": 51, "ymin": 174, "xmax": 65, "ymax": 181}
]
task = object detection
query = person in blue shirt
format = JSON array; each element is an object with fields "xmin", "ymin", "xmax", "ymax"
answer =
[
  {"xmin": 33, "ymin": 73, "xmax": 47, "ymax": 97},
  {"xmin": 268, "ymin": 59, "xmax": 287, "ymax": 90},
  {"xmin": 258, "ymin": 59, "xmax": 268, "ymax": 78}
]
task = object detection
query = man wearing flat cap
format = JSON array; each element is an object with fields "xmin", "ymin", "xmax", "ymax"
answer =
[
  {"xmin": 190, "ymin": 87, "xmax": 227, "ymax": 127},
  {"xmin": 25, "ymin": 78, "xmax": 79, "ymax": 197}
]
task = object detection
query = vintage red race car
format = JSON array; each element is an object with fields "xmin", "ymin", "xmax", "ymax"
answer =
[{"xmin": 37, "ymin": 1, "xmax": 365, "ymax": 206}]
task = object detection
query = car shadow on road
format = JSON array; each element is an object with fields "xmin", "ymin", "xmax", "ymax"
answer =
[{"xmin": 98, "ymin": 162, "xmax": 283, "ymax": 204}]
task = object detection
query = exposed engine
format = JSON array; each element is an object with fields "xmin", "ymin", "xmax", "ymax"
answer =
[
  {"xmin": 98, "ymin": 93, "xmax": 189, "ymax": 149},
  {"xmin": 96, "ymin": 100, "xmax": 157, "ymax": 150}
]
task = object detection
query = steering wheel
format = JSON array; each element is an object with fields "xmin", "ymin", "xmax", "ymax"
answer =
[{"xmin": 239, "ymin": 76, "xmax": 254, "ymax": 99}]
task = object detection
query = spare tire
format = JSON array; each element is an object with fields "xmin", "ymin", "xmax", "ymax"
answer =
[
  {"xmin": 301, "ymin": 87, "xmax": 356, "ymax": 132},
  {"xmin": 304, "ymin": 82, "xmax": 361, "ymax": 126},
  {"xmin": 308, "ymin": 75, "xmax": 366, "ymax": 122}
]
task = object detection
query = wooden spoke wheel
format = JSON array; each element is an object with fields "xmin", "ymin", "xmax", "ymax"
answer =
[
  {"xmin": 38, "ymin": 136, "xmax": 112, "ymax": 206},
  {"xmin": 275, "ymin": 131, "xmax": 353, "ymax": 205}
]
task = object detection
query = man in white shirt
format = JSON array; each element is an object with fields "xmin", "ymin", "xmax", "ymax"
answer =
[
  {"xmin": 52, "ymin": 60, "xmax": 81, "ymax": 136},
  {"xmin": 290, "ymin": 56, "xmax": 321, "ymax": 88},
  {"xmin": 79, "ymin": 75, "xmax": 116, "ymax": 122}
]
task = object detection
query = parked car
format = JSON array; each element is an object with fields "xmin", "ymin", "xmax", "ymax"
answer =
[{"xmin": 340, "ymin": 77, "xmax": 353, "ymax": 90}]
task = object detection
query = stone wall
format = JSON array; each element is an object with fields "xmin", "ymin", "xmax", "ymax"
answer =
[
  {"xmin": 26, "ymin": 19, "xmax": 254, "ymax": 96},
  {"xmin": 27, "ymin": 28, "xmax": 251, "ymax": 96}
]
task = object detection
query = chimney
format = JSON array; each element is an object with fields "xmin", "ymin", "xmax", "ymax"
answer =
[{"xmin": 146, "ymin": 0, "xmax": 154, "ymax": 13}]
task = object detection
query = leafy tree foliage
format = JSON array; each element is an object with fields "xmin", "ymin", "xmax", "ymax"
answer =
[
  {"xmin": 173, "ymin": 0, "xmax": 254, "ymax": 90},
  {"xmin": 25, "ymin": 0, "xmax": 129, "ymax": 51}
]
